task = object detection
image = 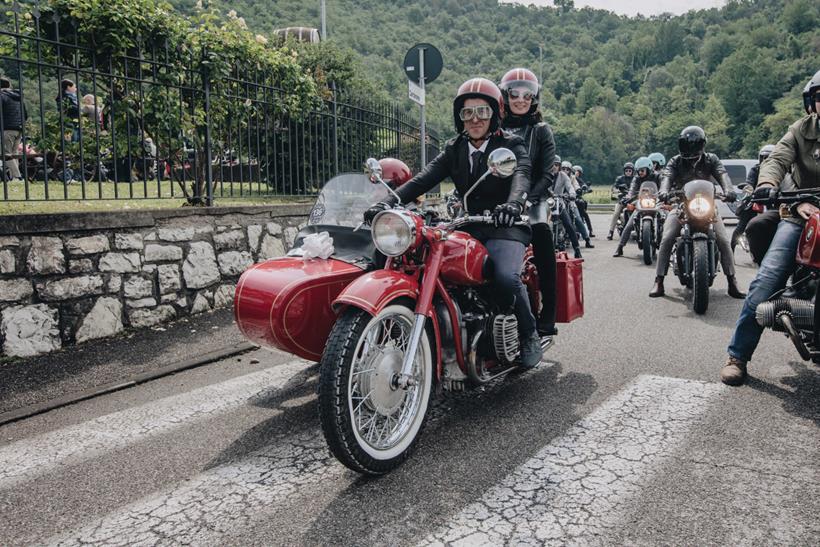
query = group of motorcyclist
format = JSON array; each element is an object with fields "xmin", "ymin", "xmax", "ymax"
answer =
[{"xmin": 362, "ymin": 64, "xmax": 820, "ymax": 383}]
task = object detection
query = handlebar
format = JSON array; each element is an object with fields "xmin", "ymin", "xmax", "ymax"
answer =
[
  {"xmin": 444, "ymin": 214, "xmax": 529, "ymax": 231},
  {"xmin": 751, "ymin": 189, "xmax": 820, "ymax": 206}
]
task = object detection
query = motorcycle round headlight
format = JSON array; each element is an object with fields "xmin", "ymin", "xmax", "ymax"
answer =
[
  {"xmin": 372, "ymin": 210, "xmax": 417, "ymax": 256},
  {"xmin": 639, "ymin": 197, "xmax": 656, "ymax": 209},
  {"xmin": 688, "ymin": 195, "xmax": 712, "ymax": 218}
]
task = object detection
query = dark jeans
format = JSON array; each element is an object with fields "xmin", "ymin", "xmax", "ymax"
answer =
[
  {"xmin": 531, "ymin": 223, "xmax": 557, "ymax": 329},
  {"xmin": 745, "ymin": 210, "xmax": 780, "ymax": 265},
  {"xmin": 485, "ymin": 238, "xmax": 536, "ymax": 337},
  {"xmin": 728, "ymin": 220, "xmax": 802, "ymax": 362},
  {"xmin": 558, "ymin": 206, "xmax": 581, "ymax": 251}
]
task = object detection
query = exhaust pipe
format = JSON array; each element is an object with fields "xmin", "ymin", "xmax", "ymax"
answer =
[{"xmin": 755, "ymin": 298, "xmax": 814, "ymax": 329}]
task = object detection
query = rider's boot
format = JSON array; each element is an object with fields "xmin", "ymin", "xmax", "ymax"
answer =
[
  {"xmin": 573, "ymin": 246, "xmax": 583, "ymax": 259},
  {"xmin": 519, "ymin": 332, "xmax": 543, "ymax": 369},
  {"xmin": 720, "ymin": 355, "xmax": 747, "ymax": 386},
  {"xmin": 606, "ymin": 230, "xmax": 614, "ymax": 241},
  {"xmin": 536, "ymin": 313, "xmax": 558, "ymax": 337},
  {"xmin": 612, "ymin": 245, "xmax": 623, "ymax": 257},
  {"xmin": 585, "ymin": 238, "xmax": 595, "ymax": 249},
  {"xmin": 727, "ymin": 276, "xmax": 746, "ymax": 299},
  {"xmin": 649, "ymin": 276, "xmax": 665, "ymax": 297}
]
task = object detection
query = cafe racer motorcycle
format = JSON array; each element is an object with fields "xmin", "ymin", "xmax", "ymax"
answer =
[{"xmin": 234, "ymin": 151, "xmax": 582, "ymax": 475}]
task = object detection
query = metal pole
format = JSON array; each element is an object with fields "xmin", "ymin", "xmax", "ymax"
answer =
[
  {"xmin": 419, "ymin": 48, "xmax": 426, "ymax": 168},
  {"xmin": 320, "ymin": 0, "xmax": 326, "ymax": 40},
  {"xmin": 539, "ymin": 44, "xmax": 543, "ymax": 84},
  {"xmin": 203, "ymin": 64, "xmax": 214, "ymax": 206}
]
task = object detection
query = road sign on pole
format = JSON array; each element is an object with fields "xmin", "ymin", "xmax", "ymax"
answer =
[{"xmin": 403, "ymin": 43, "xmax": 442, "ymax": 168}]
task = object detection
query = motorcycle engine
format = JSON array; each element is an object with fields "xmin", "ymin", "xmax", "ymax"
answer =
[{"xmin": 493, "ymin": 314, "xmax": 519, "ymax": 365}]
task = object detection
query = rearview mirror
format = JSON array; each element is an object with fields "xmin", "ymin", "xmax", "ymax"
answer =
[
  {"xmin": 364, "ymin": 158, "xmax": 383, "ymax": 182},
  {"xmin": 487, "ymin": 148, "xmax": 516, "ymax": 178}
]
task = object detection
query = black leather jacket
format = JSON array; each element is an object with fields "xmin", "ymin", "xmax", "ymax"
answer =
[
  {"xmin": 395, "ymin": 131, "xmax": 532, "ymax": 244},
  {"xmin": 0, "ymin": 89, "xmax": 26, "ymax": 130},
  {"xmin": 625, "ymin": 172, "xmax": 660, "ymax": 201},
  {"xmin": 502, "ymin": 119, "xmax": 555, "ymax": 201},
  {"xmin": 613, "ymin": 175, "xmax": 631, "ymax": 195},
  {"xmin": 659, "ymin": 153, "xmax": 734, "ymax": 196}
]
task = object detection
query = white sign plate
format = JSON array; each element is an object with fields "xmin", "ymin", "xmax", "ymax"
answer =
[{"xmin": 409, "ymin": 80, "xmax": 425, "ymax": 106}]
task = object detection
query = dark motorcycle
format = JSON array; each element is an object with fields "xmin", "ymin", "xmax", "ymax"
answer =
[
  {"xmin": 550, "ymin": 195, "xmax": 572, "ymax": 251},
  {"xmin": 634, "ymin": 181, "xmax": 662, "ymax": 265},
  {"xmin": 670, "ymin": 180, "xmax": 723, "ymax": 314},
  {"xmin": 753, "ymin": 189, "xmax": 820, "ymax": 363}
]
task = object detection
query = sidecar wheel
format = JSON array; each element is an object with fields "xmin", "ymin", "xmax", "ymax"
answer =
[{"xmin": 318, "ymin": 304, "xmax": 432, "ymax": 475}]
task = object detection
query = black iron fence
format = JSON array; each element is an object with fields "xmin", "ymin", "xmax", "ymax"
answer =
[{"xmin": 0, "ymin": 1, "xmax": 439, "ymax": 205}]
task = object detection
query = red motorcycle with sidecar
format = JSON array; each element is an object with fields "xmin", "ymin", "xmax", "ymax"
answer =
[{"xmin": 234, "ymin": 150, "xmax": 584, "ymax": 474}]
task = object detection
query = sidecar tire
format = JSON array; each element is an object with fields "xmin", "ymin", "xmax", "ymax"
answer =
[{"xmin": 318, "ymin": 304, "xmax": 432, "ymax": 475}]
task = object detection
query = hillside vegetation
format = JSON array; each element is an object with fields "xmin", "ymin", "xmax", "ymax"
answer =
[{"xmin": 171, "ymin": 0, "xmax": 819, "ymax": 182}]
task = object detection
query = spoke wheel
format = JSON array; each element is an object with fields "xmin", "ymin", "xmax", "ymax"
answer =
[{"xmin": 318, "ymin": 303, "xmax": 432, "ymax": 475}]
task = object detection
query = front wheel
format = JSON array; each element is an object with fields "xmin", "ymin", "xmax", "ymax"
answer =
[
  {"xmin": 318, "ymin": 303, "xmax": 432, "ymax": 475},
  {"xmin": 641, "ymin": 220, "xmax": 654, "ymax": 265},
  {"xmin": 692, "ymin": 239, "xmax": 710, "ymax": 314}
]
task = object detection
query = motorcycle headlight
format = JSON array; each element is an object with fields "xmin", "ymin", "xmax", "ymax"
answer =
[
  {"xmin": 639, "ymin": 197, "xmax": 656, "ymax": 209},
  {"xmin": 371, "ymin": 210, "xmax": 418, "ymax": 257},
  {"xmin": 688, "ymin": 195, "xmax": 712, "ymax": 218}
]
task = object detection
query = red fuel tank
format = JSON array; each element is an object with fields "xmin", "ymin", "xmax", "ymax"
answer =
[
  {"xmin": 439, "ymin": 231, "xmax": 489, "ymax": 286},
  {"xmin": 556, "ymin": 252, "xmax": 584, "ymax": 323},
  {"xmin": 797, "ymin": 212, "xmax": 820, "ymax": 269},
  {"xmin": 234, "ymin": 258, "xmax": 364, "ymax": 362}
]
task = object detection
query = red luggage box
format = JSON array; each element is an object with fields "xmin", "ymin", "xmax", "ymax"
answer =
[{"xmin": 556, "ymin": 252, "xmax": 584, "ymax": 322}]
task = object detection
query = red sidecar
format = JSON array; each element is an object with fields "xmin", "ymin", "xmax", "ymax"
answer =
[{"xmin": 234, "ymin": 173, "xmax": 390, "ymax": 361}]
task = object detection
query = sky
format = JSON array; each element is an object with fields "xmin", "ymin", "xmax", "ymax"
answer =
[{"xmin": 499, "ymin": 0, "xmax": 728, "ymax": 17}]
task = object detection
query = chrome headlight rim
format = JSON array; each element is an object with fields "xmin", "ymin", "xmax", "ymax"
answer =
[
  {"xmin": 371, "ymin": 210, "xmax": 418, "ymax": 257},
  {"xmin": 687, "ymin": 195, "xmax": 712, "ymax": 218}
]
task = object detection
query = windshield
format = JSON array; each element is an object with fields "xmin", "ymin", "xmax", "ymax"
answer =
[
  {"xmin": 639, "ymin": 181, "xmax": 658, "ymax": 196},
  {"xmin": 307, "ymin": 173, "xmax": 390, "ymax": 227}
]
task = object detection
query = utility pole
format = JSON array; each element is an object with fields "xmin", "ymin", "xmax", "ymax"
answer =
[
  {"xmin": 539, "ymin": 43, "xmax": 544, "ymax": 84},
  {"xmin": 320, "ymin": 0, "xmax": 327, "ymax": 40}
]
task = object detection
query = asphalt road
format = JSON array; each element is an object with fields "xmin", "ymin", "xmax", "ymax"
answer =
[{"xmin": 1, "ymin": 214, "xmax": 818, "ymax": 546}]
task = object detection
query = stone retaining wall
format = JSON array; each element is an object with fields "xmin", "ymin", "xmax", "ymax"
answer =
[{"xmin": 0, "ymin": 204, "xmax": 311, "ymax": 358}]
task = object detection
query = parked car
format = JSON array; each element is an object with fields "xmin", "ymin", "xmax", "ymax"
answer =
[{"xmin": 717, "ymin": 159, "xmax": 757, "ymax": 226}]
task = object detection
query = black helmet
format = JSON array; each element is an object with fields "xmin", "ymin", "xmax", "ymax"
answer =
[
  {"xmin": 678, "ymin": 126, "xmax": 707, "ymax": 160},
  {"xmin": 804, "ymin": 69, "xmax": 820, "ymax": 115},
  {"xmin": 623, "ymin": 162, "xmax": 634, "ymax": 173},
  {"xmin": 758, "ymin": 144, "xmax": 775, "ymax": 163}
]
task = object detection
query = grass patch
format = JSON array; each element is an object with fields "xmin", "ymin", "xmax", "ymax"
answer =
[{"xmin": 0, "ymin": 179, "xmax": 313, "ymax": 215}]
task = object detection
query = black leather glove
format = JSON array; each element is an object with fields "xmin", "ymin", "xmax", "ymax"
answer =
[
  {"xmin": 723, "ymin": 191, "xmax": 736, "ymax": 203},
  {"xmin": 658, "ymin": 191, "xmax": 669, "ymax": 203},
  {"xmin": 753, "ymin": 185, "xmax": 775, "ymax": 201},
  {"xmin": 619, "ymin": 197, "xmax": 629, "ymax": 205},
  {"xmin": 492, "ymin": 202, "xmax": 523, "ymax": 228},
  {"xmin": 363, "ymin": 201, "xmax": 391, "ymax": 225}
]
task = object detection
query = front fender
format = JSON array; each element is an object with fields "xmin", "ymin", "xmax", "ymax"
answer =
[
  {"xmin": 333, "ymin": 270, "xmax": 444, "ymax": 379},
  {"xmin": 333, "ymin": 269, "xmax": 419, "ymax": 316}
]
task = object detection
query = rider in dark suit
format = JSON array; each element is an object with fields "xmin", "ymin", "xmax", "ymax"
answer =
[{"xmin": 363, "ymin": 77, "xmax": 542, "ymax": 368}]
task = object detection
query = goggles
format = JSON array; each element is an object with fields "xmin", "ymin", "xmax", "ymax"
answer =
[
  {"xmin": 459, "ymin": 105, "xmax": 493, "ymax": 122},
  {"xmin": 508, "ymin": 88, "xmax": 534, "ymax": 100}
]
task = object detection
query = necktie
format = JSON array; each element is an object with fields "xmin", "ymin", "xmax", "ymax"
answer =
[{"xmin": 471, "ymin": 150, "xmax": 484, "ymax": 182}]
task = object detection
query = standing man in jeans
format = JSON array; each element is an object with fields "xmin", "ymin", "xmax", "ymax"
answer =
[
  {"xmin": 0, "ymin": 77, "xmax": 27, "ymax": 183},
  {"xmin": 722, "ymin": 69, "xmax": 820, "ymax": 386}
]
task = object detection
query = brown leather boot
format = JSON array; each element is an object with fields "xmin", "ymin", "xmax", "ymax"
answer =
[
  {"xmin": 727, "ymin": 276, "xmax": 746, "ymax": 299},
  {"xmin": 720, "ymin": 356, "xmax": 747, "ymax": 386},
  {"xmin": 649, "ymin": 276, "xmax": 665, "ymax": 297}
]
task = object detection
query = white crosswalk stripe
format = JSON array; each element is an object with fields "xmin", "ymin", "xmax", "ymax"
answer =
[
  {"xmin": 421, "ymin": 375, "xmax": 726, "ymax": 546},
  {"xmin": 47, "ymin": 429, "xmax": 340, "ymax": 546},
  {"xmin": 37, "ymin": 374, "xmax": 727, "ymax": 546},
  {"xmin": 0, "ymin": 360, "xmax": 311, "ymax": 489}
]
